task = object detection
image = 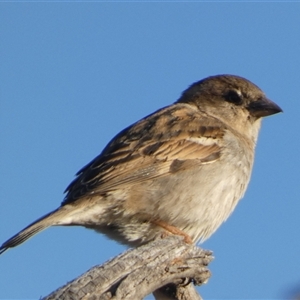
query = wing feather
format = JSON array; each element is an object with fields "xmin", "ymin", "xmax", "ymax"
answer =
[{"xmin": 62, "ymin": 104, "xmax": 226, "ymax": 205}]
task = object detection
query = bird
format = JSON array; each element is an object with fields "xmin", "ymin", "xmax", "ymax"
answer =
[{"xmin": 0, "ymin": 74, "xmax": 282, "ymax": 255}]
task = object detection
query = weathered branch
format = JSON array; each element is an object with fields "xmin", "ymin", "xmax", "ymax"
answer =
[{"xmin": 43, "ymin": 236, "xmax": 213, "ymax": 300}]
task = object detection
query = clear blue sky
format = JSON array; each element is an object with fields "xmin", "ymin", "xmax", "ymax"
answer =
[{"xmin": 0, "ymin": 3, "xmax": 299, "ymax": 300}]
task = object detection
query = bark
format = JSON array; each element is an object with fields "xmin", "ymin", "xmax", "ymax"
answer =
[{"xmin": 43, "ymin": 236, "xmax": 213, "ymax": 300}]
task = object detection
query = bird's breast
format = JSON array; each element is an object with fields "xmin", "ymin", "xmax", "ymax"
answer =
[{"xmin": 134, "ymin": 132, "xmax": 255, "ymax": 243}]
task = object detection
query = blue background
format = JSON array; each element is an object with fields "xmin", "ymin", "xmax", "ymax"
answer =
[{"xmin": 1, "ymin": 3, "xmax": 299, "ymax": 299}]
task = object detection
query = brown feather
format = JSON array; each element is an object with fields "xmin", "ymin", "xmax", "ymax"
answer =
[{"xmin": 62, "ymin": 104, "xmax": 225, "ymax": 205}]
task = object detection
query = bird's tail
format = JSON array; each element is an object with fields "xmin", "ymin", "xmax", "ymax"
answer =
[{"xmin": 0, "ymin": 207, "xmax": 66, "ymax": 255}]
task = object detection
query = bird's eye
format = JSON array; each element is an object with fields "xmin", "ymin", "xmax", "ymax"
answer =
[{"xmin": 224, "ymin": 90, "xmax": 243, "ymax": 105}]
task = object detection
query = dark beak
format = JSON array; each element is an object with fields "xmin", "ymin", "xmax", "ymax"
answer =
[{"xmin": 247, "ymin": 97, "xmax": 283, "ymax": 118}]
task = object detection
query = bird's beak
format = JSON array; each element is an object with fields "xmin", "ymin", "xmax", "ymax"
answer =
[{"xmin": 247, "ymin": 97, "xmax": 283, "ymax": 118}]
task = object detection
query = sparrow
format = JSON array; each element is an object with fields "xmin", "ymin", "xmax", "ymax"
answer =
[{"xmin": 0, "ymin": 74, "xmax": 282, "ymax": 254}]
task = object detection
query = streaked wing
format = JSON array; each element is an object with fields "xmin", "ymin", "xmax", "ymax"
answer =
[{"xmin": 62, "ymin": 104, "xmax": 226, "ymax": 205}]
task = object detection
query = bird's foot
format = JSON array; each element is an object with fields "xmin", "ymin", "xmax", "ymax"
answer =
[{"xmin": 151, "ymin": 219, "xmax": 193, "ymax": 244}]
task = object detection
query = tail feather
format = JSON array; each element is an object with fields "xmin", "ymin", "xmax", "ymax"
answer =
[{"xmin": 0, "ymin": 208, "xmax": 62, "ymax": 255}]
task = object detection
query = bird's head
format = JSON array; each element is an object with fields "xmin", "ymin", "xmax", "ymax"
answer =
[{"xmin": 177, "ymin": 74, "xmax": 282, "ymax": 142}]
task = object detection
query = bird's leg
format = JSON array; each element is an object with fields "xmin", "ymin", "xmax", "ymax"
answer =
[{"xmin": 151, "ymin": 219, "xmax": 193, "ymax": 244}]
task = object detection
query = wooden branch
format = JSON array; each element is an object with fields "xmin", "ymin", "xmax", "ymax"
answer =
[{"xmin": 43, "ymin": 236, "xmax": 213, "ymax": 300}]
